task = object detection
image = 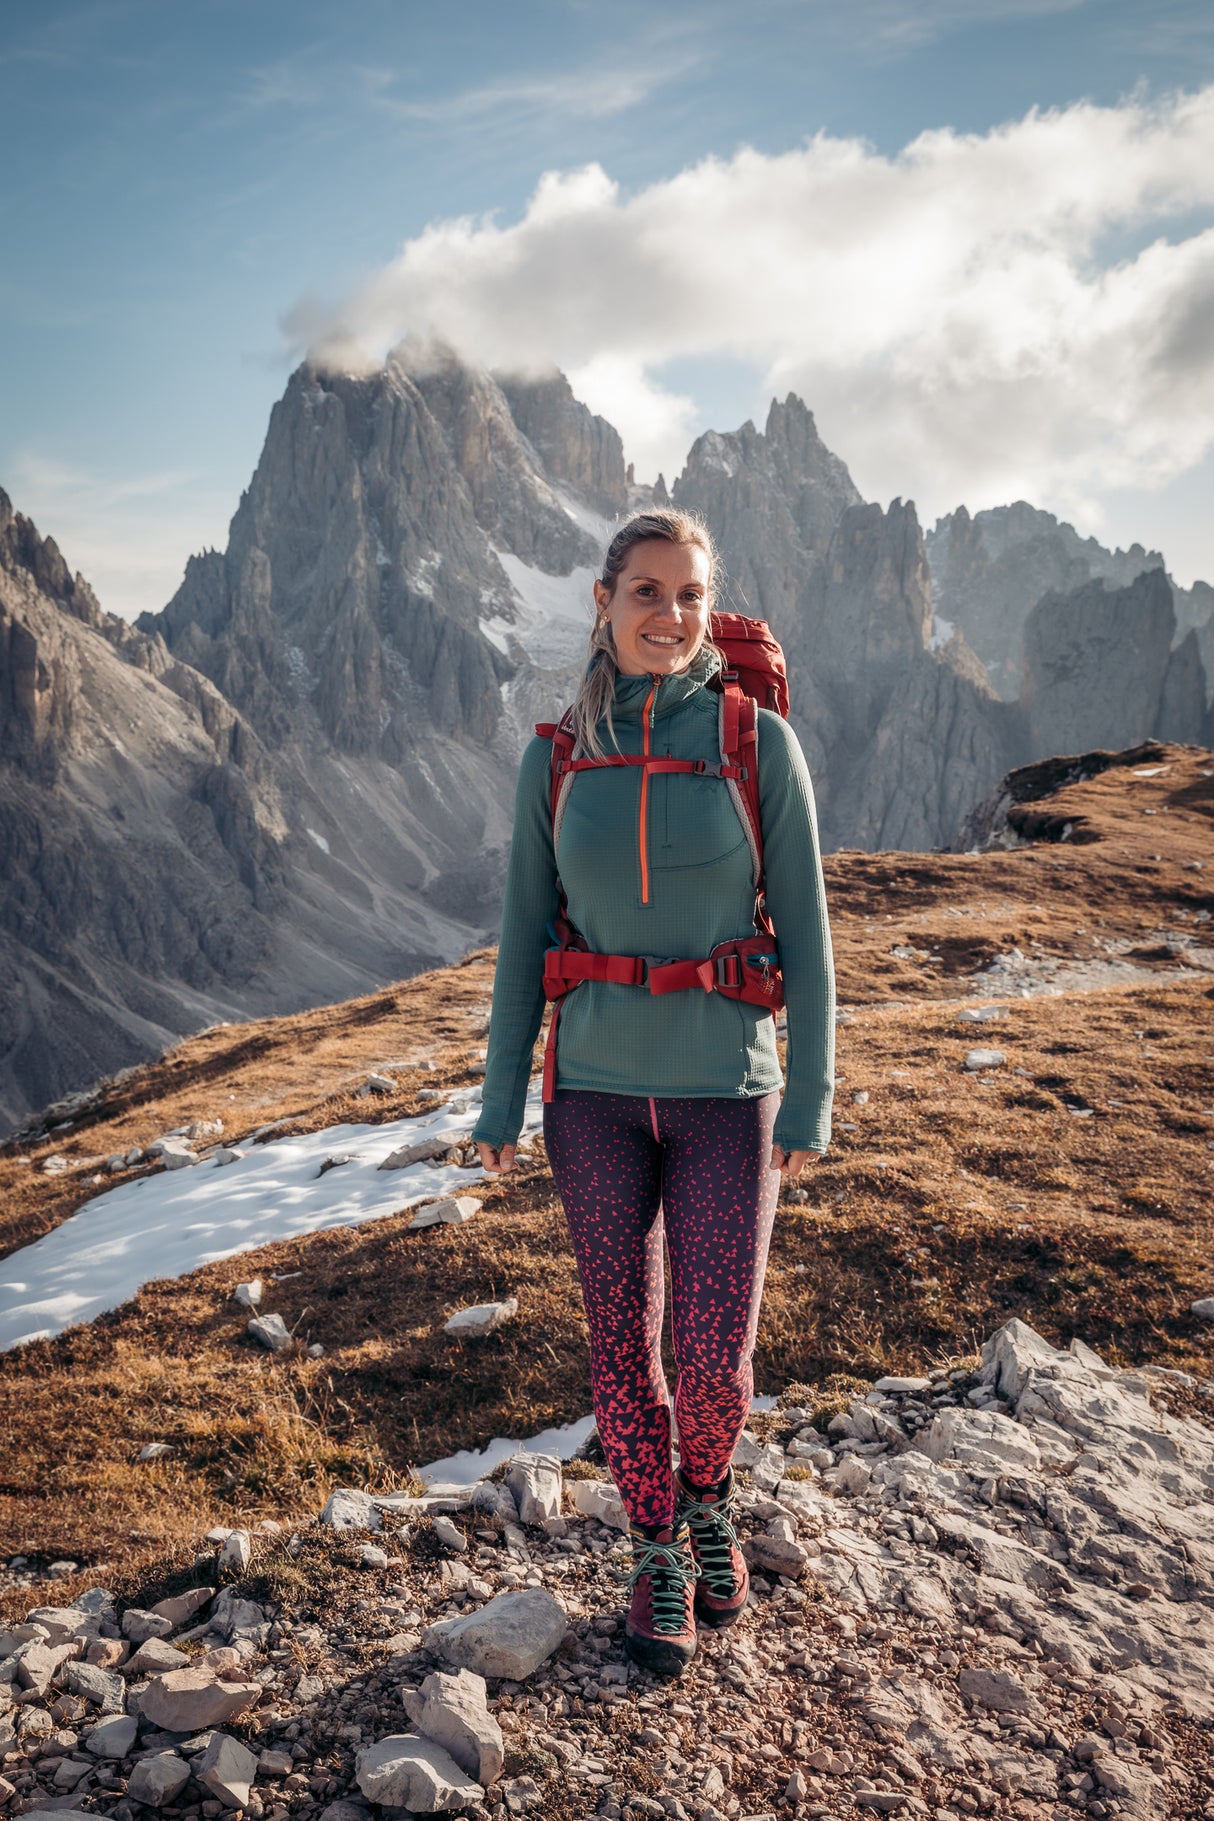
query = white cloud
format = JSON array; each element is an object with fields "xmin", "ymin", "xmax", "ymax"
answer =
[{"xmin": 284, "ymin": 86, "xmax": 1214, "ymax": 544}]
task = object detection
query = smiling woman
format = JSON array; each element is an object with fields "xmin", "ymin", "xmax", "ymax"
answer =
[{"xmin": 472, "ymin": 506, "xmax": 836, "ymax": 1678}]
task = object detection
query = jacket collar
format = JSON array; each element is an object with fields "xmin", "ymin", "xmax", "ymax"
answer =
[{"xmin": 610, "ymin": 647, "xmax": 721, "ymax": 722}]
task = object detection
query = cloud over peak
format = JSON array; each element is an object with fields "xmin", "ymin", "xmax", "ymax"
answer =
[{"xmin": 283, "ymin": 85, "xmax": 1214, "ymax": 529}]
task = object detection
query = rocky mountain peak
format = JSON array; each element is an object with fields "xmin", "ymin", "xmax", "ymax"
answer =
[
  {"xmin": 1, "ymin": 484, "xmax": 104, "ymax": 630},
  {"xmin": 494, "ymin": 367, "xmax": 628, "ymax": 520}
]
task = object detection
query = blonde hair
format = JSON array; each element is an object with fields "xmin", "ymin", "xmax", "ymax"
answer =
[{"xmin": 570, "ymin": 508, "xmax": 721, "ymax": 757}]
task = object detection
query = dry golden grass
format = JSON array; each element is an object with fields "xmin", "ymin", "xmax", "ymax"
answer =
[{"xmin": 1, "ymin": 740, "xmax": 1211, "ymax": 1599}]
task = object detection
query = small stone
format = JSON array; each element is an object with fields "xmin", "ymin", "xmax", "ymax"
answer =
[
  {"xmin": 379, "ymin": 1136, "xmax": 452, "ymax": 1169},
  {"xmin": 413, "ymin": 1666, "xmax": 504, "ymax": 1785},
  {"xmin": 150, "ymin": 1587, "xmax": 213, "ymax": 1627},
  {"xmin": 85, "ymin": 1638, "xmax": 127, "ymax": 1669},
  {"xmin": 318, "ymin": 1488, "xmax": 382, "ymax": 1532},
  {"xmin": 197, "ymin": 1731, "xmax": 260, "ymax": 1807},
  {"xmin": 258, "ymin": 1751, "xmax": 294, "ymax": 1777},
  {"xmin": 128, "ymin": 1751, "xmax": 191, "ymax": 1808},
  {"xmin": 407, "ymin": 1196, "xmax": 482, "ymax": 1231},
  {"xmin": 234, "ymin": 1281, "xmax": 263, "ymax": 1309},
  {"xmin": 126, "ymin": 1638, "xmax": 190, "ymax": 1676},
  {"xmin": 63, "ymin": 1661, "xmax": 125, "ymax": 1712},
  {"xmin": 138, "ymin": 1666, "xmax": 262, "ymax": 1732},
  {"xmin": 358, "ymin": 1544, "xmax": 389, "ymax": 1569},
  {"xmin": 443, "ymin": 1297, "xmax": 518, "ymax": 1338},
  {"xmin": 355, "ymin": 1733, "xmax": 484, "ymax": 1809},
  {"xmin": 362, "ymin": 1073, "xmax": 396, "ymax": 1095},
  {"xmin": 873, "ymin": 1376, "xmax": 931, "ymax": 1393},
  {"xmin": 964, "ymin": 1047, "xmax": 1006, "ymax": 1070},
  {"xmin": 318, "ymin": 1154, "xmax": 361, "ymax": 1176},
  {"xmin": 959, "ymin": 1666, "xmax": 1033, "ymax": 1716},
  {"xmin": 213, "ymin": 1147, "xmax": 245, "ymax": 1166},
  {"xmin": 84, "ymin": 1714, "xmax": 138, "ymax": 1758},
  {"xmin": 569, "ymin": 1480, "xmax": 628, "ymax": 1531},
  {"xmin": 424, "ymin": 1587, "xmax": 568, "ymax": 1679},
  {"xmin": 248, "ymin": 1313, "xmax": 292, "ymax": 1353},
  {"xmin": 185, "ymin": 1118, "xmax": 224, "ymax": 1141},
  {"xmin": 218, "ymin": 1529, "xmax": 253, "ymax": 1575},
  {"xmin": 431, "ymin": 1516, "xmax": 468, "ymax": 1553},
  {"xmin": 1191, "ymin": 1297, "xmax": 1214, "ymax": 1320},
  {"xmin": 121, "ymin": 1608, "xmax": 174, "ymax": 1644},
  {"xmin": 307, "ymin": 1342, "xmax": 325, "ymax": 1358},
  {"xmin": 504, "ymin": 1453, "xmax": 562, "ymax": 1525}
]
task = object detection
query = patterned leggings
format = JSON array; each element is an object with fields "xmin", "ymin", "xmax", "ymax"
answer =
[{"xmin": 543, "ymin": 1087, "xmax": 781, "ymax": 1528}]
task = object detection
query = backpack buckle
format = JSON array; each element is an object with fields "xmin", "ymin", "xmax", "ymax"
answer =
[{"xmin": 715, "ymin": 952, "xmax": 743, "ymax": 990}]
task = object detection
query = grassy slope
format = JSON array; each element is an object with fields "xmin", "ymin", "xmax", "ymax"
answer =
[{"xmin": 1, "ymin": 741, "xmax": 1211, "ymax": 1610}]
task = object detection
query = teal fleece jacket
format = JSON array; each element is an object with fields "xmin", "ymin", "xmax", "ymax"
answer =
[{"xmin": 472, "ymin": 656, "xmax": 836, "ymax": 1154}]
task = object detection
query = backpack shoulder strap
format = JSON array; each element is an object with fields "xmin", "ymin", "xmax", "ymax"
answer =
[
  {"xmin": 717, "ymin": 673, "xmax": 764, "ymax": 892},
  {"xmin": 535, "ymin": 708, "xmax": 577, "ymax": 852}
]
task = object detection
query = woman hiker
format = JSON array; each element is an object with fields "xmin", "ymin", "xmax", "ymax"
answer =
[{"xmin": 472, "ymin": 508, "xmax": 835, "ymax": 1676}]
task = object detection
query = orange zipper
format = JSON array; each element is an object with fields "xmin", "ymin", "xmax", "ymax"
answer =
[{"xmin": 639, "ymin": 679, "xmax": 657, "ymax": 904}]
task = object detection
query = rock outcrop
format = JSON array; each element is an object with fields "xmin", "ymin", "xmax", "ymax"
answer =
[
  {"xmin": 2, "ymin": 1320, "xmax": 1211, "ymax": 1820},
  {"xmin": 1021, "ymin": 568, "xmax": 1208, "ymax": 760}
]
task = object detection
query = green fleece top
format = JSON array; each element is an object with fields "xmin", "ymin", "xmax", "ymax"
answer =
[{"xmin": 472, "ymin": 654, "xmax": 836, "ymax": 1154}]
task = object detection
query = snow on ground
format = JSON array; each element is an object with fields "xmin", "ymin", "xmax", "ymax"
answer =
[{"xmin": 0, "ymin": 1083, "xmax": 544, "ymax": 1354}]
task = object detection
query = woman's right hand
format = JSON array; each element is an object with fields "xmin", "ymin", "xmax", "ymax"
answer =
[{"xmin": 476, "ymin": 1141, "xmax": 516, "ymax": 1174}]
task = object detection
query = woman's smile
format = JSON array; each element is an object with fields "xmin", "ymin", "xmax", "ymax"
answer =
[{"xmin": 593, "ymin": 538, "xmax": 712, "ymax": 677}]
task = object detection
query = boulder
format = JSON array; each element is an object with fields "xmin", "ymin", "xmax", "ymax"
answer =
[
  {"xmin": 410, "ymin": 1667, "xmax": 503, "ymax": 1785},
  {"xmin": 355, "ymin": 1733, "xmax": 484, "ymax": 1811},
  {"xmin": 138, "ymin": 1666, "xmax": 262, "ymax": 1732},
  {"xmin": 424, "ymin": 1587, "xmax": 568, "ymax": 1680}
]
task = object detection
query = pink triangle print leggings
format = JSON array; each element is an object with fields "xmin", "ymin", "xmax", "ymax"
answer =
[{"xmin": 543, "ymin": 1086, "xmax": 782, "ymax": 1529}]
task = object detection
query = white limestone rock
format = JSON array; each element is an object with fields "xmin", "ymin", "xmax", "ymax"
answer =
[
  {"xmin": 504, "ymin": 1453, "xmax": 562, "ymax": 1525},
  {"xmin": 128, "ymin": 1752, "xmax": 191, "ymax": 1807},
  {"xmin": 138, "ymin": 1666, "xmax": 262, "ymax": 1732},
  {"xmin": 443, "ymin": 1298, "xmax": 518, "ymax": 1339},
  {"xmin": 411, "ymin": 1666, "xmax": 504, "ymax": 1786},
  {"xmin": 84, "ymin": 1713, "xmax": 138, "ymax": 1758},
  {"xmin": 234, "ymin": 1280, "xmax": 263, "ymax": 1309},
  {"xmin": 424, "ymin": 1587, "xmax": 568, "ymax": 1679},
  {"xmin": 319, "ymin": 1488, "xmax": 383, "ymax": 1532},
  {"xmin": 355, "ymin": 1732, "xmax": 485, "ymax": 1810},
  {"xmin": 247, "ymin": 1312, "xmax": 292, "ymax": 1352},
  {"xmin": 964, "ymin": 1047, "xmax": 1006, "ymax": 1070},
  {"xmin": 569, "ymin": 1479, "xmax": 628, "ymax": 1532},
  {"xmin": 921, "ymin": 1406, "xmax": 1041, "ymax": 1473},
  {"xmin": 197, "ymin": 1730, "xmax": 260, "ymax": 1807},
  {"xmin": 218, "ymin": 1528, "xmax": 253, "ymax": 1575},
  {"xmin": 407, "ymin": 1196, "xmax": 482, "ymax": 1231}
]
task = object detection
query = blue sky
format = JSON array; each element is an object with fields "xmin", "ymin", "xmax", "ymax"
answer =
[{"xmin": 3, "ymin": 0, "xmax": 1214, "ymax": 617}]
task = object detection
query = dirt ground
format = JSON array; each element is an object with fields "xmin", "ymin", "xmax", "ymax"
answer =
[{"xmin": 2, "ymin": 739, "xmax": 1211, "ymax": 1599}]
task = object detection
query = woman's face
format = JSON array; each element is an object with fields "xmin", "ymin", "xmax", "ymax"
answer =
[{"xmin": 594, "ymin": 539, "xmax": 712, "ymax": 678}]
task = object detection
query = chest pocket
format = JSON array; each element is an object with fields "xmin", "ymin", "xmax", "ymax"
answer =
[{"xmin": 656, "ymin": 770, "xmax": 750, "ymax": 871}]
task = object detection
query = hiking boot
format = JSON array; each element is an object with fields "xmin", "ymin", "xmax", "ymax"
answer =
[
  {"xmin": 675, "ymin": 1462, "xmax": 749, "ymax": 1628},
  {"xmin": 617, "ymin": 1517, "xmax": 699, "ymax": 1675}
]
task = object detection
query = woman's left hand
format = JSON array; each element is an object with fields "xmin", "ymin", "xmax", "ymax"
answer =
[{"xmin": 770, "ymin": 1146, "xmax": 819, "ymax": 1178}]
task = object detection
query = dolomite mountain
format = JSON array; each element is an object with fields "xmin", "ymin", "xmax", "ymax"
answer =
[{"xmin": 3, "ymin": 342, "xmax": 1213, "ymax": 1134}]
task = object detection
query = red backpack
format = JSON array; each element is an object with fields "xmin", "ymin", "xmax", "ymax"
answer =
[{"xmin": 532, "ymin": 612, "xmax": 790, "ymax": 1100}]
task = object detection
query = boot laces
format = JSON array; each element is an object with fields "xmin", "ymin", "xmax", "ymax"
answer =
[
  {"xmin": 615, "ymin": 1526, "xmax": 699, "ymax": 1634},
  {"xmin": 677, "ymin": 1477, "xmax": 743, "ymax": 1596}
]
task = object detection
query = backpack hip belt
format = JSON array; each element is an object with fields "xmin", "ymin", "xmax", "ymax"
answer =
[{"xmin": 540, "ymin": 930, "xmax": 784, "ymax": 1101}]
